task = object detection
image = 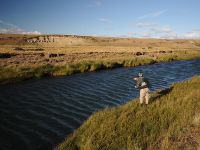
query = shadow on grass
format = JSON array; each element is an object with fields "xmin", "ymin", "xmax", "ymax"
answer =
[{"xmin": 150, "ymin": 87, "xmax": 173, "ymax": 103}]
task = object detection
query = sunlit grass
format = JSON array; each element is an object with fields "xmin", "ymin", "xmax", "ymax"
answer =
[
  {"xmin": 0, "ymin": 50, "xmax": 200, "ymax": 84},
  {"xmin": 55, "ymin": 76, "xmax": 200, "ymax": 150}
]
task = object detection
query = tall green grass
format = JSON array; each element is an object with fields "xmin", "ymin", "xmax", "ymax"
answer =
[
  {"xmin": 0, "ymin": 64, "xmax": 56, "ymax": 84},
  {"xmin": 0, "ymin": 58, "xmax": 154, "ymax": 84},
  {"xmin": 55, "ymin": 76, "xmax": 200, "ymax": 150}
]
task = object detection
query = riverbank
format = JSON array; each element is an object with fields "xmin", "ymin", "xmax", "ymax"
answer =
[
  {"xmin": 1, "ymin": 34, "xmax": 200, "ymax": 84},
  {"xmin": 55, "ymin": 75, "xmax": 200, "ymax": 150},
  {"xmin": 0, "ymin": 49, "xmax": 200, "ymax": 84}
]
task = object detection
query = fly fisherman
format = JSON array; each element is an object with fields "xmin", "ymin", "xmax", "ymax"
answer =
[{"xmin": 133, "ymin": 72, "xmax": 150, "ymax": 105}]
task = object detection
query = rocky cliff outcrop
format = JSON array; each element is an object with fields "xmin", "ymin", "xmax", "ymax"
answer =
[{"xmin": 27, "ymin": 36, "xmax": 55, "ymax": 43}]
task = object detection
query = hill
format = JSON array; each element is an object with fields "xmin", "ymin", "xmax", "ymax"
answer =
[
  {"xmin": 55, "ymin": 76, "xmax": 200, "ymax": 150},
  {"xmin": 1, "ymin": 34, "xmax": 200, "ymax": 48}
]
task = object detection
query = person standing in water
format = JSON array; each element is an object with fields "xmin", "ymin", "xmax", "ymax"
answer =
[{"xmin": 133, "ymin": 72, "xmax": 150, "ymax": 105}]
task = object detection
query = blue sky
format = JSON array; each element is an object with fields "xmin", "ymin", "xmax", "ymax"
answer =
[{"xmin": 0, "ymin": 0, "xmax": 200, "ymax": 39}]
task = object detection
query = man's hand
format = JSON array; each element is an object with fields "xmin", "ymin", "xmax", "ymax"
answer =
[{"xmin": 133, "ymin": 77, "xmax": 138, "ymax": 81}]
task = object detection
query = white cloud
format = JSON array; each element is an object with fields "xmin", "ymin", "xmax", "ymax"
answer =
[
  {"xmin": 159, "ymin": 34, "xmax": 178, "ymax": 39},
  {"xmin": 99, "ymin": 18, "xmax": 112, "ymax": 23},
  {"xmin": 181, "ymin": 32, "xmax": 200, "ymax": 39},
  {"xmin": 87, "ymin": 0, "xmax": 103, "ymax": 7},
  {"xmin": 127, "ymin": 32, "xmax": 137, "ymax": 36},
  {"xmin": 0, "ymin": 19, "xmax": 41, "ymax": 35},
  {"xmin": 125, "ymin": 30, "xmax": 200, "ymax": 39},
  {"xmin": 141, "ymin": 32, "xmax": 154, "ymax": 38},
  {"xmin": 0, "ymin": 19, "xmax": 18, "ymax": 28},
  {"xmin": 134, "ymin": 21, "xmax": 157, "ymax": 28},
  {"xmin": 138, "ymin": 10, "xmax": 167, "ymax": 19},
  {"xmin": 125, "ymin": 26, "xmax": 179, "ymax": 39},
  {"xmin": 0, "ymin": 28, "xmax": 41, "ymax": 35},
  {"xmin": 151, "ymin": 27, "xmax": 174, "ymax": 34},
  {"xmin": 120, "ymin": 32, "xmax": 138, "ymax": 38},
  {"xmin": 95, "ymin": 0, "xmax": 102, "ymax": 6},
  {"xmin": 151, "ymin": 27, "xmax": 178, "ymax": 39}
]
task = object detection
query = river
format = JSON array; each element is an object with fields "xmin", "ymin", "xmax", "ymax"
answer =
[{"xmin": 0, "ymin": 58, "xmax": 200, "ymax": 150}]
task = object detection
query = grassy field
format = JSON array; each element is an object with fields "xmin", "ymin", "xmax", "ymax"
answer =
[
  {"xmin": 1, "ymin": 34, "xmax": 200, "ymax": 84},
  {"xmin": 55, "ymin": 76, "xmax": 200, "ymax": 150}
]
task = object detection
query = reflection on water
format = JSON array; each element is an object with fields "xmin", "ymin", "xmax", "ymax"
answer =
[{"xmin": 0, "ymin": 58, "xmax": 200, "ymax": 150}]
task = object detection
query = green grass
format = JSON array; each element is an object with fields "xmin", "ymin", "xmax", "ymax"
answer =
[
  {"xmin": 55, "ymin": 76, "xmax": 200, "ymax": 150},
  {"xmin": 0, "ymin": 59, "xmax": 156, "ymax": 84},
  {"xmin": 0, "ymin": 64, "xmax": 56, "ymax": 84},
  {"xmin": 0, "ymin": 50, "xmax": 200, "ymax": 84}
]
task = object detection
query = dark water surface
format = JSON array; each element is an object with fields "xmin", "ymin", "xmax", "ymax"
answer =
[{"xmin": 0, "ymin": 58, "xmax": 200, "ymax": 150}]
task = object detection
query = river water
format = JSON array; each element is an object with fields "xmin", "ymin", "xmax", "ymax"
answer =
[{"xmin": 0, "ymin": 58, "xmax": 200, "ymax": 150}]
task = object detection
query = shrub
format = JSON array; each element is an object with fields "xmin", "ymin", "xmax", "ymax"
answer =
[
  {"xmin": 13, "ymin": 47, "xmax": 24, "ymax": 51},
  {"xmin": 35, "ymin": 48, "xmax": 45, "ymax": 51},
  {"xmin": 0, "ymin": 53, "xmax": 12, "ymax": 58}
]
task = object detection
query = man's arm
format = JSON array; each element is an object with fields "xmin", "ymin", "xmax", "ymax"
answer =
[
  {"xmin": 133, "ymin": 77, "xmax": 139, "ymax": 88},
  {"xmin": 143, "ymin": 78, "xmax": 151, "ymax": 88}
]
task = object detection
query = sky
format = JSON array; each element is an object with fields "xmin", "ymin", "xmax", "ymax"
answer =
[{"xmin": 0, "ymin": 0, "xmax": 200, "ymax": 39}]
